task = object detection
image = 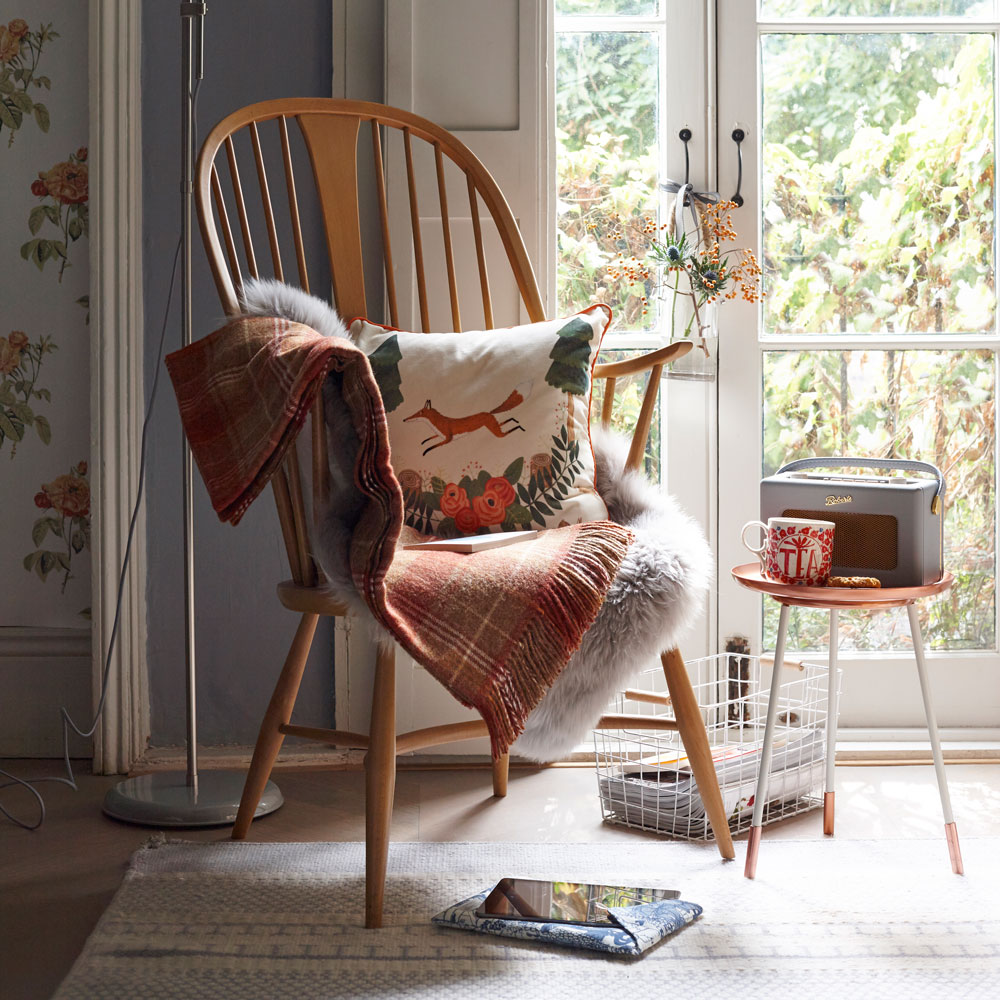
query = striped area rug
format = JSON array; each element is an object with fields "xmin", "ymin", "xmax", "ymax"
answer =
[{"xmin": 55, "ymin": 838, "xmax": 1000, "ymax": 999}]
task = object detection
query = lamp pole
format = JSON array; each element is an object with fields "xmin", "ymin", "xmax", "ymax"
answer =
[
  {"xmin": 180, "ymin": 0, "xmax": 201, "ymax": 794},
  {"xmin": 102, "ymin": 2, "xmax": 283, "ymax": 826}
]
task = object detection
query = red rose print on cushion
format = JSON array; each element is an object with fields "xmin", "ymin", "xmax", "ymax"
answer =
[
  {"xmin": 398, "ymin": 469, "xmax": 422, "ymax": 504},
  {"xmin": 440, "ymin": 483, "xmax": 470, "ymax": 518},
  {"xmin": 455, "ymin": 507, "xmax": 480, "ymax": 534},
  {"xmin": 473, "ymin": 489, "xmax": 508, "ymax": 526},
  {"xmin": 484, "ymin": 476, "xmax": 516, "ymax": 506}
]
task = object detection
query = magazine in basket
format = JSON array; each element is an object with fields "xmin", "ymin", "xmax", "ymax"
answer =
[{"xmin": 599, "ymin": 726, "xmax": 826, "ymax": 838}]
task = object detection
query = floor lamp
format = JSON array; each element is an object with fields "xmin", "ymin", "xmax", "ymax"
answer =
[{"xmin": 103, "ymin": 1, "xmax": 282, "ymax": 826}]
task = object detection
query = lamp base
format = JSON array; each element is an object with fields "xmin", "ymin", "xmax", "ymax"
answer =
[{"xmin": 102, "ymin": 770, "xmax": 282, "ymax": 827}]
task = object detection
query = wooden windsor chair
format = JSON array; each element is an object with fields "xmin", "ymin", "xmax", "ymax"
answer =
[{"xmin": 195, "ymin": 98, "xmax": 736, "ymax": 928}]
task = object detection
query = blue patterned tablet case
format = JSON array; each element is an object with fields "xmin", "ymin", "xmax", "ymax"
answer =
[{"xmin": 432, "ymin": 890, "xmax": 702, "ymax": 956}]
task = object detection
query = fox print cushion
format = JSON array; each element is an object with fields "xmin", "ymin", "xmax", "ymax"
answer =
[{"xmin": 350, "ymin": 306, "xmax": 612, "ymax": 538}]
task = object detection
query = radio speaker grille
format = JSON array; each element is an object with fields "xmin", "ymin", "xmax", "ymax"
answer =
[{"xmin": 782, "ymin": 509, "xmax": 898, "ymax": 571}]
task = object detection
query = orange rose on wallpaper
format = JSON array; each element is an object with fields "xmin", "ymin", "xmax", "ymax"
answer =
[
  {"xmin": 41, "ymin": 160, "xmax": 88, "ymax": 204},
  {"xmin": 0, "ymin": 337, "xmax": 21, "ymax": 374},
  {"xmin": 0, "ymin": 20, "xmax": 55, "ymax": 147},
  {"xmin": 0, "ymin": 26, "xmax": 19, "ymax": 62},
  {"xmin": 38, "ymin": 472, "xmax": 90, "ymax": 518},
  {"xmin": 25, "ymin": 462, "xmax": 91, "ymax": 594},
  {"xmin": 22, "ymin": 149, "xmax": 88, "ymax": 281},
  {"xmin": 1, "ymin": 331, "xmax": 55, "ymax": 457}
]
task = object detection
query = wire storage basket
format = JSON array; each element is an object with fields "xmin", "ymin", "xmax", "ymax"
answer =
[{"xmin": 594, "ymin": 653, "xmax": 841, "ymax": 841}]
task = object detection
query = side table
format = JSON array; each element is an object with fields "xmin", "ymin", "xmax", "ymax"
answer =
[{"xmin": 731, "ymin": 564, "xmax": 962, "ymax": 879}]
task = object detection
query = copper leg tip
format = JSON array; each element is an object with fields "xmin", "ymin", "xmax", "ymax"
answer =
[
  {"xmin": 744, "ymin": 826, "xmax": 762, "ymax": 879},
  {"xmin": 823, "ymin": 791, "xmax": 835, "ymax": 836},
  {"xmin": 945, "ymin": 822, "xmax": 964, "ymax": 875}
]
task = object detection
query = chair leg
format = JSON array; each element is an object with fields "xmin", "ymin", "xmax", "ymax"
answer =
[
  {"xmin": 365, "ymin": 642, "xmax": 397, "ymax": 928},
  {"xmin": 232, "ymin": 612, "xmax": 320, "ymax": 840},
  {"xmin": 745, "ymin": 603, "xmax": 790, "ymax": 879},
  {"xmin": 907, "ymin": 603, "xmax": 964, "ymax": 875},
  {"xmin": 492, "ymin": 752, "xmax": 510, "ymax": 797},
  {"xmin": 661, "ymin": 648, "xmax": 736, "ymax": 861}
]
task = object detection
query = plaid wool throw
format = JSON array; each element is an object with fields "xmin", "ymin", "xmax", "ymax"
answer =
[{"xmin": 166, "ymin": 316, "xmax": 633, "ymax": 755}]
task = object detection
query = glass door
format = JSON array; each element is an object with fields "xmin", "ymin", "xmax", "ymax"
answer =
[
  {"xmin": 555, "ymin": 0, "xmax": 719, "ymax": 658},
  {"xmin": 719, "ymin": 1, "xmax": 1000, "ymax": 731}
]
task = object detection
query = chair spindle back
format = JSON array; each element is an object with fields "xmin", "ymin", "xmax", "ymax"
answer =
[{"xmin": 196, "ymin": 99, "xmax": 546, "ymax": 587}]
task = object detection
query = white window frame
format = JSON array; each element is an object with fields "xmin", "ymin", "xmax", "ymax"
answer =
[{"xmin": 553, "ymin": 1, "xmax": 716, "ymax": 350}]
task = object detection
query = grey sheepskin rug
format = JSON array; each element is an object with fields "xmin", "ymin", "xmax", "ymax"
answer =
[
  {"xmin": 514, "ymin": 425, "xmax": 711, "ymax": 760},
  {"xmin": 240, "ymin": 278, "xmax": 712, "ymax": 761}
]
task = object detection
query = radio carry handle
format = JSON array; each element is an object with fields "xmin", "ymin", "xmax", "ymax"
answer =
[{"xmin": 775, "ymin": 457, "xmax": 945, "ymax": 514}]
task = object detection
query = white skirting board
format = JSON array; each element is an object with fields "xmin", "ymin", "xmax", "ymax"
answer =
[{"xmin": 0, "ymin": 628, "xmax": 92, "ymax": 757}]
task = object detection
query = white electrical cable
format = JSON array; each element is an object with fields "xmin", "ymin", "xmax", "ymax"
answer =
[{"xmin": 0, "ymin": 80, "xmax": 202, "ymax": 830}]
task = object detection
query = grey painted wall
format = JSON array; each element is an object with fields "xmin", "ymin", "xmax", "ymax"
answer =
[{"xmin": 141, "ymin": 0, "xmax": 342, "ymax": 745}]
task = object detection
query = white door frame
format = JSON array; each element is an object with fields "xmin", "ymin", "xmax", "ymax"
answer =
[{"xmin": 87, "ymin": 0, "xmax": 148, "ymax": 774}]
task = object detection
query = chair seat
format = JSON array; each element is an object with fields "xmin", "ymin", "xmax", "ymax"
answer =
[{"xmin": 277, "ymin": 580, "xmax": 352, "ymax": 616}]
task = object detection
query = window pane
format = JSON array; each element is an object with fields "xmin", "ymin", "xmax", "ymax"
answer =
[
  {"xmin": 762, "ymin": 349, "xmax": 996, "ymax": 651},
  {"xmin": 556, "ymin": 0, "xmax": 660, "ymax": 15},
  {"xmin": 761, "ymin": 1, "xmax": 994, "ymax": 15},
  {"xmin": 556, "ymin": 31, "xmax": 659, "ymax": 331},
  {"xmin": 762, "ymin": 32, "xmax": 995, "ymax": 335}
]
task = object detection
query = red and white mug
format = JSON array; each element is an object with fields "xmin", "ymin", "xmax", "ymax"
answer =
[{"xmin": 741, "ymin": 516, "xmax": 835, "ymax": 586}]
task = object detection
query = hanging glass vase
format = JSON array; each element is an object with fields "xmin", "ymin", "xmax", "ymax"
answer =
[{"xmin": 669, "ymin": 300, "xmax": 717, "ymax": 382}]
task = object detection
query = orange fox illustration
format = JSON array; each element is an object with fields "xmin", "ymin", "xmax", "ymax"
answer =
[{"xmin": 404, "ymin": 380, "xmax": 532, "ymax": 455}]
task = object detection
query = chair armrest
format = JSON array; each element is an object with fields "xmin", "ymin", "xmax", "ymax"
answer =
[{"xmin": 592, "ymin": 340, "xmax": 693, "ymax": 380}]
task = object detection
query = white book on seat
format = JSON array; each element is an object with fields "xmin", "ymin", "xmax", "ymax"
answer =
[{"xmin": 403, "ymin": 530, "xmax": 540, "ymax": 553}]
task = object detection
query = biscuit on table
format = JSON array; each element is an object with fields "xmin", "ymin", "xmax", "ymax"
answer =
[{"xmin": 826, "ymin": 575, "xmax": 881, "ymax": 589}]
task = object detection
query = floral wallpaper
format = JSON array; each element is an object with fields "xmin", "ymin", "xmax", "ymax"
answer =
[{"xmin": 0, "ymin": 2, "xmax": 90, "ymax": 627}]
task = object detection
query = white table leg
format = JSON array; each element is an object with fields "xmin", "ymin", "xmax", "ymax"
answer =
[
  {"xmin": 906, "ymin": 602, "xmax": 964, "ymax": 875},
  {"xmin": 824, "ymin": 608, "xmax": 840, "ymax": 835},
  {"xmin": 745, "ymin": 602, "xmax": 790, "ymax": 879}
]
